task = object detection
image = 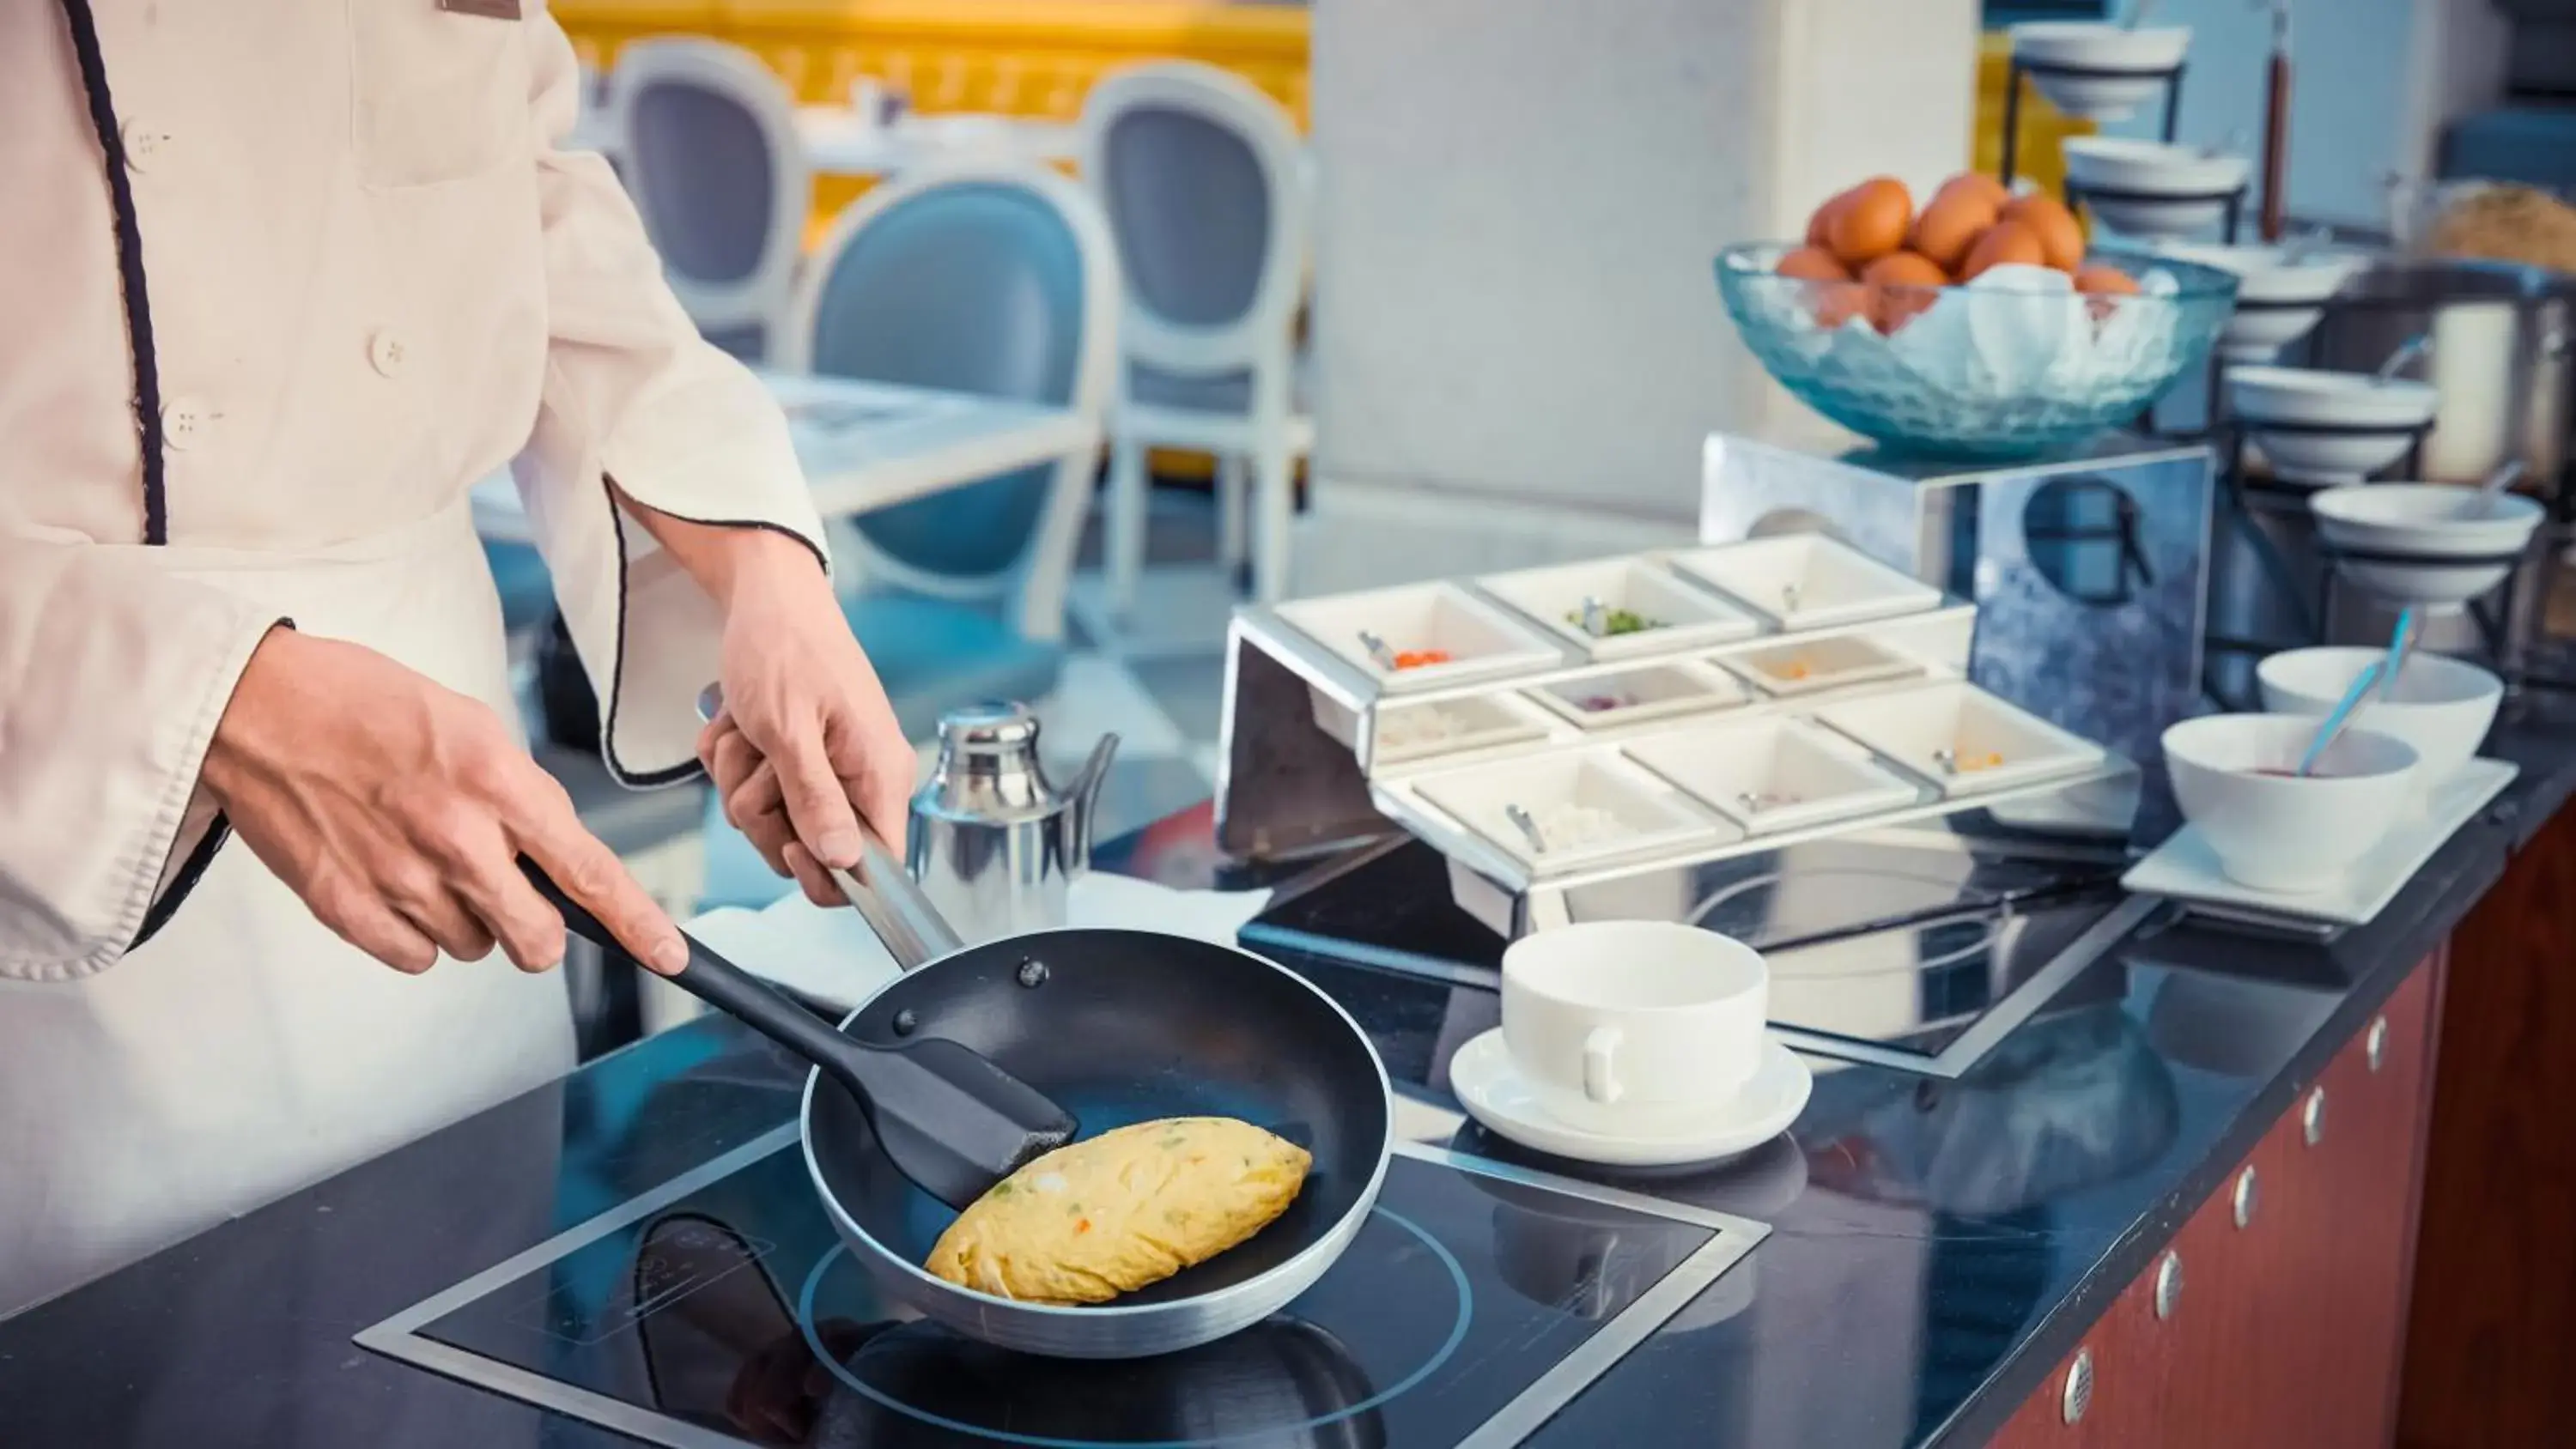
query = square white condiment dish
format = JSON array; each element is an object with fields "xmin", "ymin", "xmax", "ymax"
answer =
[
  {"xmin": 1412, "ymin": 749, "xmax": 1728, "ymax": 875},
  {"xmin": 1478, "ymin": 557, "xmax": 1761, "ymax": 661},
  {"xmin": 1814, "ymin": 682, "xmax": 2106, "ymax": 795},
  {"xmin": 1719, "ymin": 634, "xmax": 1927, "ymax": 698},
  {"xmin": 1523, "ymin": 660, "xmax": 1748, "ymax": 731},
  {"xmin": 1667, "ymin": 536, "xmax": 1941, "ymax": 630},
  {"xmin": 1625, "ymin": 716, "xmax": 1923, "ymax": 834},
  {"xmin": 1279, "ymin": 581, "xmax": 1563, "ymax": 694}
]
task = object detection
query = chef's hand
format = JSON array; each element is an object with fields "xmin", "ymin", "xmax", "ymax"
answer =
[
  {"xmin": 690, "ymin": 546, "xmax": 910, "ymax": 910},
  {"xmin": 201, "ymin": 627, "xmax": 687, "ymax": 976}
]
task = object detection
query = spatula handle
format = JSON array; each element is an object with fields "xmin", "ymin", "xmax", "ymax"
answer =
[{"xmin": 520, "ymin": 857, "xmax": 860, "ymax": 1071}]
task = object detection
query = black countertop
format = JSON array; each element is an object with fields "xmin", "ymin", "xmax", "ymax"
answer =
[{"xmin": 10, "ymin": 698, "xmax": 2576, "ymax": 1449}]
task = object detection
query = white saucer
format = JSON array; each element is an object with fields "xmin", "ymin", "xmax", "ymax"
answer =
[
  {"xmin": 2123, "ymin": 756, "xmax": 2517, "ymax": 928},
  {"xmin": 1449, "ymin": 1029, "xmax": 1812, "ymax": 1168}
]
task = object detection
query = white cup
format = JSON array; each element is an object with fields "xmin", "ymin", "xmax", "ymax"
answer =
[{"xmin": 1500, "ymin": 921, "xmax": 1769, "ymax": 1136}]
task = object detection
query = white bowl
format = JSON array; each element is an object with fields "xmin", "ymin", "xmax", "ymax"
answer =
[
  {"xmin": 2227, "ymin": 367, "xmax": 2438, "ymax": 485},
  {"xmin": 2063, "ymin": 137, "xmax": 2252, "ymax": 239},
  {"xmin": 1523, "ymin": 659, "xmax": 1749, "ymax": 731},
  {"xmin": 1814, "ymin": 682, "xmax": 2107, "ymax": 797},
  {"xmin": 1365, "ymin": 694, "xmax": 1552, "ymax": 767},
  {"xmin": 1667, "ymin": 535, "xmax": 1941, "ymax": 630},
  {"xmin": 1413, "ymin": 749, "xmax": 1729, "ymax": 875},
  {"xmin": 1278, "ymin": 581, "xmax": 1563, "ymax": 694},
  {"xmin": 2310, "ymin": 483, "xmax": 2544, "ymax": 608},
  {"xmin": 2151, "ymin": 242, "xmax": 2365, "ymax": 360},
  {"xmin": 2161, "ymin": 714, "xmax": 2419, "ymax": 893},
  {"xmin": 1625, "ymin": 716, "xmax": 1922, "ymax": 834},
  {"xmin": 2008, "ymin": 23, "xmax": 2192, "ymax": 121},
  {"xmin": 2257, "ymin": 647, "xmax": 2500, "ymax": 811},
  {"xmin": 1477, "ymin": 556, "xmax": 1761, "ymax": 661}
]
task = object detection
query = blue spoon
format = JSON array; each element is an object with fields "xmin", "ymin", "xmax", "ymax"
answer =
[
  {"xmin": 2297, "ymin": 658, "xmax": 2385, "ymax": 777},
  {"xmin": 2376, "ymin": 608, "xmax": 2415, "ymax": 703}
]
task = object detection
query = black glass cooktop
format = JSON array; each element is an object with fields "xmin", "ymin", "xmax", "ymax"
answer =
[{"xmin": 359, "ymin": 1131, "xmax": 1760, "ymax": 1448}]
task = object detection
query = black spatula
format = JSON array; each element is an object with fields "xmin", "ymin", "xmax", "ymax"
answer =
[{"xmin": 521, "ymin": 858, "xmax": 1076, "ymax": 1209}]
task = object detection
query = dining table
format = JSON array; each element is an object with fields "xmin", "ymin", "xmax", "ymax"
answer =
[{"xmin": 470, "ymin": 371, "xmax": 1100, "ymax": 544}]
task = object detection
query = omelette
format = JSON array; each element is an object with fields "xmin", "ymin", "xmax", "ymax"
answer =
[{"xmin": 925, "ymin": 1116, "xmax": 1312, "ymax": 1305}]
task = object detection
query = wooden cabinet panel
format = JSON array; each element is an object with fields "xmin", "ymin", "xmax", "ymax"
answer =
[
  {"xmin": 2403, "ymin": 801, "xmax": 2576, "ymax": 1449},
  {"xmin": 1992, "ymin": 953, "xmax": 2441, "ymax": 1446}
]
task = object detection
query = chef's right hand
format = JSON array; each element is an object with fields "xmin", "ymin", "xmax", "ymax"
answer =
[{"xmin": 200, "ymin": 627, "xmax": 688, "ymax": 976}]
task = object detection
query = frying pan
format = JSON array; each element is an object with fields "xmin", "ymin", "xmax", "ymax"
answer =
[
  {"xmin": 800, "ymin": 849, "xmax": 1394, "ymax": 1358},
  {"xmin": 580, "ymin": 694, "xmax": 1393, "ymax": 1357}
]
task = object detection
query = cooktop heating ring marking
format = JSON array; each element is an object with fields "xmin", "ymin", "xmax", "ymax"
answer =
[{"xmin": 793, "ymin": 1206, "xmax": 1474, "ymax": 1449}]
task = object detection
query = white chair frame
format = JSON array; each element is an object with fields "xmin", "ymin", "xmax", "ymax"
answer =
[
  {"xmin": 606, "ymin": 39, "xmax": 810, "ymax": 349},
  {"xmin": 776, "ymin": 161, "xmax": 1119, "ymax": 645},
  {"xmin": 1078, "ymin": 61, "xmax": 1313, "ymax": 608}
]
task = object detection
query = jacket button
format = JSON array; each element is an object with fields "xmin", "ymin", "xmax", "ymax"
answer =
[
  {"xmin": 368, "ymin": 330, "xmax": 410, "ymax": 379},
  {"xmin": 161, "ymin": 397, "xmax": 216, "ymax": 450},
  {"xmin": 121, "ymin": 118, "xmax": 172, "ymax": 172}
]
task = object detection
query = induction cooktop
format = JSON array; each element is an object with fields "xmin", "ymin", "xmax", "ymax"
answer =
[{"xmin": 358, "ymin": 1127, "xmax": 1765, "ymax": 1448}]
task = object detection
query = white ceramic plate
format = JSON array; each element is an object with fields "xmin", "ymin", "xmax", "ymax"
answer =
[
  {"xmin": 1449, "ymin": 1029, "xmax": 1812, "ymax": 1168},
  {"xmin": 2122, "ymin": 757, "xmax": 2517, "ymax": 926}
]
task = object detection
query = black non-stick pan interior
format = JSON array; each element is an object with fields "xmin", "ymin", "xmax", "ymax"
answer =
[{"xmin": 809, "ymin": 929, "xmax": 1389, "ymax": 1303}]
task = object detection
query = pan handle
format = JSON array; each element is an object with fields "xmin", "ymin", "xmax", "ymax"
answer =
[
  {"xmin": 696, "ymin": 682, "xmax": 964, "ymax": 970},
  {"xmin": 829, "ymin": 840, "xmax": 961, "ymax": 972}
]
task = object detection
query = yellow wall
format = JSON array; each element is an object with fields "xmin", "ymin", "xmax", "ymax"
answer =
[
  {"xmin": 1974, "ymin": 31, "xmax": 2091, "ymax": 193},
  {"xmin": 557, "ymin": 0, "xmax": 1309, "ymax": 246}
]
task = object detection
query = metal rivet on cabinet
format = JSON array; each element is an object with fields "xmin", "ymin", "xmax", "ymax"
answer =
[
  {"xmin": 2366, "ymin": 1015, "xmax": 2390, "ymax": 1072},
  {"xmin": 2302, "ymin": 1087, "xmax": 2328, "ymax": 1147},
  {"xmin": 2062, "ymin": 1347, "xmax": 2095, "ymax": 1425},
  {"xmin": 2154, "ymin": 1250, "xmax": 2184, "ymax": 1320},
  {"xmin": 2233, "ymin": 1165, "xmax": 2259, "ymax": 1228}
]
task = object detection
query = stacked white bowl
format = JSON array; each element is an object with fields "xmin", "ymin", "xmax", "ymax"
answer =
[
  {"xmin": 2227, "ymin": 367, "xmax": 2439, "ymax": 485},
  {"xmin": 2153, "ymin": 242, "xmax": 2366, "ymax": 361},
  {"xmin": 2309, "ymin": 483, "xmax": 2545, "ymax": 609},
  {"xmin": 2161, "ymin": 714, "xmax": 2420, "ymax": 892},
  {"xmin": 2062, "ymin": 137, "xmax": 2252, "ymax": 240},
  {"xmin": 2008, "ymin": 23, "xmax": 2193, "ymax": 121}
]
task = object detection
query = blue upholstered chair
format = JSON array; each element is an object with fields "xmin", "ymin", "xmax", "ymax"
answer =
[
  {"xmin": 607, "ymin": 39, "xmax": 808, "ymax": 361},
  {"xmin": 697, "ymin": 162, "xmax": 1118, "ymax": 910},
  {"xmin": 1080, "ymin": 62, "xmax": 1313, "ymax": 609}
]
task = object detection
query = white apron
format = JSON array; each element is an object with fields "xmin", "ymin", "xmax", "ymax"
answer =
[{"xmin": 0, "ymin": 498, "xmax": 574, "ymax": 1319}]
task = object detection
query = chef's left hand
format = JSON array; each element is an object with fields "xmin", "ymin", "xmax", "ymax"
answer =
[
  {"xmin": 698, "ymin": 548, "xmax": 910, "ymax": 904},
  {"xmin": 619, "ymin": 505, "xmax": 909, "ymax": 902}
]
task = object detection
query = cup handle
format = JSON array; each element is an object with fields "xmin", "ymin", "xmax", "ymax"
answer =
[{"xmin": 1583, "ymin": 1027, "xmax": 1623, "ymax": 1105}]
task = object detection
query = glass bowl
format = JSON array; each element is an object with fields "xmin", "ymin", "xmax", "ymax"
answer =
[{"xmin": 1715, "ymin": 242, "xmax": 2237, "ymax": 461}]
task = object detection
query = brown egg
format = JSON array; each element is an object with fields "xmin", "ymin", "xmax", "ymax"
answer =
[
  {"xmin": 1862, "ymin": 251, "xmax": 1949, "ymax": 333},
  {"xmin": 1776, "ymin": 246, "xmax": 1854, "ymax": 282},
  {"xmin": 2002, "ymin": 194, "xmax": 2086, "ymax": 272},
  {"xmin": 1937, "ymin": 173, "xmax": 2012, "ymax": 211},
  {"xmin": 1806, "ymin": 189, "xmax": 1856, "ymax": 249},
  {"xmin": 2074, "ymin": 264, "xmax": 2142, "ymax": 295},
  {"xmin": 1911, "ymin": 189, "xmax": 2000, "ymax": 270},
  {"xmin": 1959, "ymin": 221, "xmax": 2046, "ymax": 281},
  {"xmin": 1827, "ymin": 178, "xmax": 1913, "ymax": 268}
]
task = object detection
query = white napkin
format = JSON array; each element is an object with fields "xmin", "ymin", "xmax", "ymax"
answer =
[{"xmin": 683, "ymin": 875, "xmax": 1278, "ymax": 1013}]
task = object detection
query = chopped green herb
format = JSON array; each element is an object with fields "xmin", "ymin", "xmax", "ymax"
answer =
[{"xmin": 990, "ymin": 1181, "xmax": 1013, "ymax": 1197}]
